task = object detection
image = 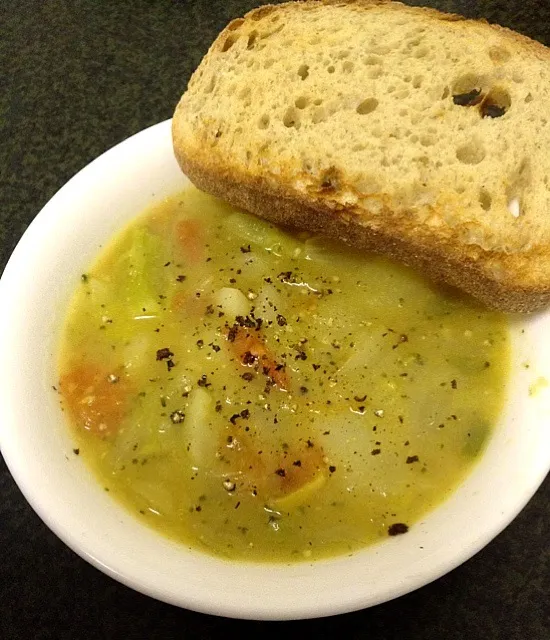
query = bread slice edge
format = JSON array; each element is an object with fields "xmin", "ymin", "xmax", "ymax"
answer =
[{"xmin": 173, "ymin": 125, "xmax": 550, "ymax": 313}]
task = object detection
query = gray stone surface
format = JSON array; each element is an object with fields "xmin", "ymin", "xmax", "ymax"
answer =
[{"xmin": 1, "ymin": 1, "xmax": 548, "ymax": 637}]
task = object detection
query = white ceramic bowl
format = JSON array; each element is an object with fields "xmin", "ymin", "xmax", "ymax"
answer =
[{"xmin": 1, "ymin": 119, "xmax": 549, "ymax": 620}]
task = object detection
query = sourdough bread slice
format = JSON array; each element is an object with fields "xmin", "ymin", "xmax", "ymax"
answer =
[{"xmin": 173, "ymin": 0, "xmax": 550, "ymax": 312}]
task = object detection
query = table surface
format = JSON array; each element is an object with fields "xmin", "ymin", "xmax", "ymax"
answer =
[{"xmin": 1, "ymin": 1, "xmax": 549, "ymax": 638}]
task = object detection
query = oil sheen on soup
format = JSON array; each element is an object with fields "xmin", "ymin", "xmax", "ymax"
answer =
[{"xmin": 58, "ymin": 187, "xmax": 510, "ymax": 562}]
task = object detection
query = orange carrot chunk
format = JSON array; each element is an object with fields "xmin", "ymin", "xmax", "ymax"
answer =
[
  {"xmin": 176, "ymin": 219, "xmax": 203, "ymax": 264},
  {"xmin": 227, "ymin": 326, "xmax": 290, "ymax": 390},
  {"xmin": 219, "ymin": 426, "xmax": 326, "ymax": 502},
  {"xmin": 59, "ymin": 364, "xmax": 128, "ymax": 436}
]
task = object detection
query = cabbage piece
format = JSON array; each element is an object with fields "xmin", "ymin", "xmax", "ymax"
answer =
[
  {"xmin": 223, "ymin": 212, "xmax": 302, "ymax": 256},
  {"xmin": 119, "ymin": 226, "xmax": 167, "ymax": 318},
  {"xmin": 184, "ymin": 387, "xmax": 217, "ymax": 467}
]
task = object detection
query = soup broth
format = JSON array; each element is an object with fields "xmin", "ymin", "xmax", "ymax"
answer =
[{"xmin": 58, "ymin": 187, "xmax": 509, "ymax": 562}]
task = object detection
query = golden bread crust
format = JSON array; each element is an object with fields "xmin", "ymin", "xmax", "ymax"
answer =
[{"xmin": 174, "ymin": 135, "xmax": 550, "ymax": 313}]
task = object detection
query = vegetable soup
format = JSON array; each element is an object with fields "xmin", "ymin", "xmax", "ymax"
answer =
[{"xmin": 58, "ymin": 187, "xmax": 510, "ymax": 562}]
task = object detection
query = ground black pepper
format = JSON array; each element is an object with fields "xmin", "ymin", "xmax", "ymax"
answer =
[
  {"xmin": 388, "ymin": 523, "xmax": 409, "ymax": 536},
  {"xmin": 156, "ymin": 347, "xmax": 173, "ymax": 361},
  {"xmin": 242, "ymin": 351, "xmax": 257, "ymax": 365},
  {"xmin": 197, "ymin": 375, "xmax": 211, "ymax": 388}
]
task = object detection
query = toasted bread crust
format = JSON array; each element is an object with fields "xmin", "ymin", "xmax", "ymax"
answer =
[
  {"xmin": 242, "ymin": 1, "xmax": 550, "ymax": 55},
  {"xmin": 174, "ymin": 140, "xmax": 550, "ymax": 313},
  {"xmin": 173, "ymin": 0, "xmax": 550, "ymax": 313}
]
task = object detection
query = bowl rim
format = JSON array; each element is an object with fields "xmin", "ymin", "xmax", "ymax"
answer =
[{"xmin": 1, "ymin": 119, "xmax": 549, "ymax": 620}]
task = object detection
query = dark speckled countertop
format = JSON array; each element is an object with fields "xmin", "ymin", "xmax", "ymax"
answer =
[{"xmin": 1, "ymin": 1, "xmax": 549, "ymax": 638}]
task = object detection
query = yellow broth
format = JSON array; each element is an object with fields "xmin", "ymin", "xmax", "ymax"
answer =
[{"xmin": 58, "ymin": 187, "xmax": 510, "ymax": 562}]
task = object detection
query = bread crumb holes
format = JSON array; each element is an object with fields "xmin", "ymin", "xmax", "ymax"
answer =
[
  {"xmin": 247, "ymin": 31, "xmax": 258, "ymax": 49},
  {"xmin": 481, "ymin": 87, "xmax": 511, "ymax": 118},
  {"xmin": 298, "ymin": 64, "xmax": 309, "ymax": 80},
  {"xmin": 356, "ymin": 98, "xmax": 379, "ymax": 115},
  {"xmin": 283, "ymin": 107, "xmax": 300, "ymax": 128},
  {"xmin": 488, "ymin": 46, "xmax": 511, "ymax": 63},
  {"xmin": 479, "ymin": 188, "xmax": 492, "ymax": 210},
  {"xmin": 258, "ymin": 114, "xmax": 270, "ymax": 129},
  {"xmin": 452, "ymin": 73, "xmax": 483, "ymax": 98},
  {"xmin": 205, "ymin": 76, "xmax": 216, "ymax": 94},
  {"xmin": 222, "ymin": 35, "xmax": 237, "ymax": 52},
  {"xmin": 227, "ymin": 18, "xmax": 244, "ymax": 31},
  {"xmin": 420, "ymin": 134, "xmax": 435, "ymax": 147},
  {"xmin": 456, "ymin": 140, "xmax": 486, "ymax": 165},
  {"xmin": 364, "ymin": 55, "xmax": 382, "ymax": 66}
]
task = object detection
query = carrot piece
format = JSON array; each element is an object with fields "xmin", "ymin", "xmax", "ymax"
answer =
[
  {"xmin": 59, "ymin": 364, "xmax": 128, "ymax": 436},
  {"xmin": 221, "ymin": 429, "xmax": 268, "ymax": 494},
  {"xmin": 219, "ymin": 425, "xmax": 326, "ymax": 503},
  {"xmin": 267, "ymin": 443, "xmax": 327, "ymax": 499},
  {"xmin": 176, "ymin": 219, "xmax": 203, "ymax": 264},
  {"xmin": 228, "ymin": 326, "xmax": 290, "ymax": 390},
  {"xmin": 171, "ymin": 290, "xmax": 188, "ymax": 312}
]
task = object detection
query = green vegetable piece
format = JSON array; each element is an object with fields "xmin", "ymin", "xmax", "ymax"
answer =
[
  {"xmin": 120, "ymin": 227, "xmax": 166, "ymax": 317},
  {"xmin": 224, "ymin": 212, "xmax": 301, "ymax": 256}
]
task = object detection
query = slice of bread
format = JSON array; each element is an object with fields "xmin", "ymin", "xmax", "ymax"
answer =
[{"xmin": 173, "ymin": 0, "xmax": 550, "ymax": 312}]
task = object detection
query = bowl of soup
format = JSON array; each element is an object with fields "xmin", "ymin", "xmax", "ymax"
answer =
[{"xmin": 1, "ymin": 119, "xmax": 549, "ymax": 620}]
